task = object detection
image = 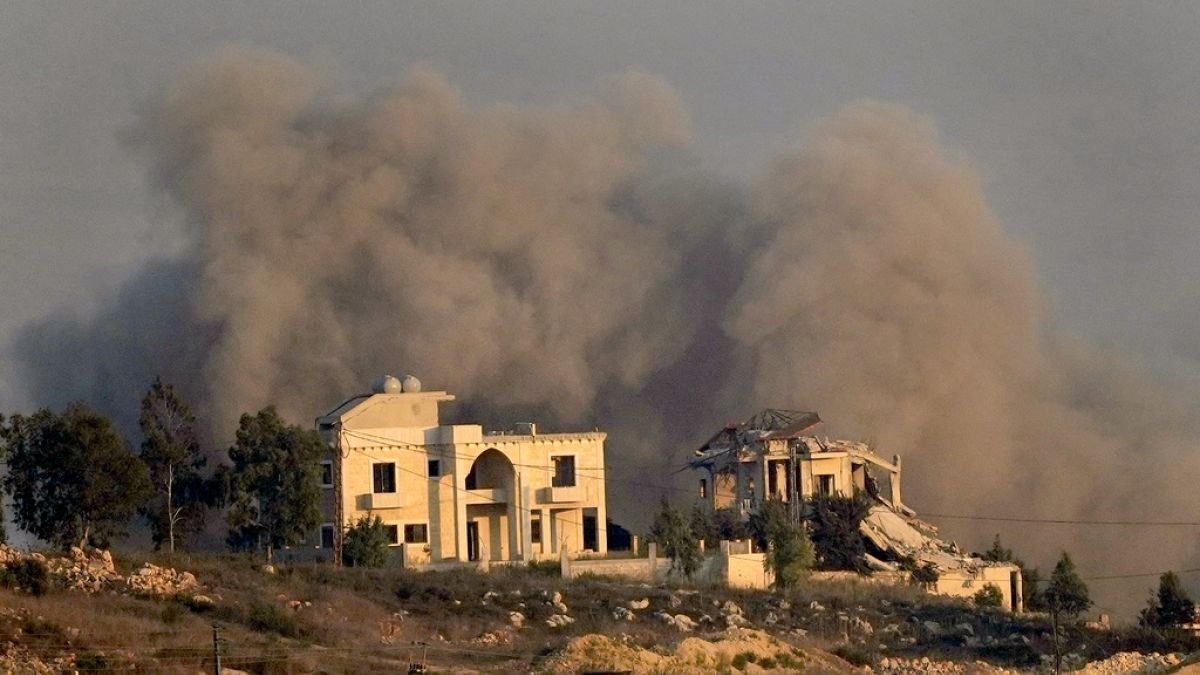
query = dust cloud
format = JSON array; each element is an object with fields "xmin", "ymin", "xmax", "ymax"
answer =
[{"xmin": 15, "ymin": 48, "xmax": 1199, "ymax": 615}]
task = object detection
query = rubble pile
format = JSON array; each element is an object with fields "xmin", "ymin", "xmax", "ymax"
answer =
[
  {"xmin": 539, "ymin": 628, "xmax": 845, "ymax": 674},
  {"xmin": 1073, "ymin": 651, "xmax": 1183, "ymax": 674},
  {"xmin": 37, "ymin": 547, "xmax": 120, "ymax": 593},
  {"xmin": 0, "ymin": 545, "xmax": 200, "ymax": 598},
  {"xmin": 876, "ymin": 656, "xmax": 1021, "ymax": 674},
  {"xmin": 125, "ymin": 563, "xmax": 198, "ymax": 597}
]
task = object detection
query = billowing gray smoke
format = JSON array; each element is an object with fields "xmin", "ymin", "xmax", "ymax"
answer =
[{"xmin": 16, "ymin": 48, "xmax": 1200, "ymax": 615}]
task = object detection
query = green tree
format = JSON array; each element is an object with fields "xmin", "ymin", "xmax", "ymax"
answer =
[
  {"xmin": 1140, "ymin": 571, "xmax": 1196, "ymax": 629},
  {"xmin": 139, "ymin": 377, "xmax": 211, "ymax": 553},
  {"xmin": 1044, "ymin": 552, "xmax": 1092, "ymax": 618},
  {"xmin": 807, "ymin": 494, "xmax": 872, "ymax": 572},
  {"xmin": 690, "ymin": 502, "xmax": 718, "ymax": 548},
  {"xmin": 341, "ymin": 515, "xmax": 392, "ymax": 568},
  {"xmin": 225, "ymin": 407, "xmax": 323, "ymax": 562},
  {"xmin": 973, "ymin": 584, "xmax": 1004, "ymax": 608},
  {"xmin": 650, "ymin": 497, "xmax": 701, "ymax": 579},
  {"xmin": 752, "ymin": 498, "xmax": 814, "ymax": 588},
  {"xmin": 980, "ymin": 534, "xmax": 1042, "ymax": 610},
  {"xmin": 1, "ymin": 404, "xmax": 150, "ymax": 549}
]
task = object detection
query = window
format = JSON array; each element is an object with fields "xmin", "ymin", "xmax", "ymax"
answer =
[
  {"xmin": 372, "ymin": 463, "xmax": 396, "ymax": 493},
  {"xmin": 427, "ymin": 459, "xmax": 441, "ymax": 478},
  {"xmin": 817, "ymin": 474, "xmax": 834, "ymax": 497},
  {"xmin": 551, "ymin": 455, "xmax": 576, "ymax": 487},
  {"xmin": 320, "ymin": 461, "xmax": 333, "ymax": 487},
  {"xmin": 530, "ymin": 515, "xmax": 542, "ymax": 544},
  {"xmin": 320, "ymin": 525, "xmax": 334, "ymax": 548},
  {"xmin": 384, "ymin": 525, "xmax": 399, "ymax": 545},
  {"xmin": 698, "ymin": 479, "xmax": 708, "ymax": 499},
  {"xmin": 404, "ymin": 524, "xmax": 428, "ymax": 544}
]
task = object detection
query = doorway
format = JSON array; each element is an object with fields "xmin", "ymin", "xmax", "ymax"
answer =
[{"xmin": 466, "ymin": 522, "xmax": 480, "ymax": 562}]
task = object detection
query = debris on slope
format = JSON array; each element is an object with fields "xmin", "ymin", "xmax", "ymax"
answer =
[
  {"xmin": 0, "ymin": 545, "xmax": 199, "ymax": 598},
  {"xmin": 539, "ymin": 628, "xmax": 851, "ymax": 674}
]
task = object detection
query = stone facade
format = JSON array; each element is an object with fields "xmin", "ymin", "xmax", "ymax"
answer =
[{"xmin": 315, "ymin": 375, "xmax": 608, "ymax": 565}]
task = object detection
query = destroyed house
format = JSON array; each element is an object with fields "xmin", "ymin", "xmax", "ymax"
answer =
[
  {"xmin": 690, "ymin": 409, "xmax": 1023, "ymax": 612},
  {"xmin": 690, "ymin": 409, "xmax": 904, "ymax": 512}
]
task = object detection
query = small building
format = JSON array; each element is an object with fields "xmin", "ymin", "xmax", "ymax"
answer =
[
  {"xmin": 315, "ymin": 375, "xmax": 608, "ymax": 566},
  {"xmin": 690, "ymin": 409, "xmax": 1022, "ymax": 612}
]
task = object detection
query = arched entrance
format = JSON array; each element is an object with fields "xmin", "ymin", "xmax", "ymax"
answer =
[{"xmin": 463, "ymin": 449, "xmax": 518, "ymax": 562}]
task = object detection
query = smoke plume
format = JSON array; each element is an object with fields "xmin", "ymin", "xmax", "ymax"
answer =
[{"xmin": 15, "ymin": 48, "xmax": 1200, "ymax": 615}]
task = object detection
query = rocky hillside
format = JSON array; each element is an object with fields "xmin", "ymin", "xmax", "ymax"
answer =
[{"xmin": 0, "ymin": 547, "xmax": 1196, "ymax": 673}]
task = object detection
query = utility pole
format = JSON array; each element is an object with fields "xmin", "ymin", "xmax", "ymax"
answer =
[
  {"xmin": 211, "ymin": 624, "xmax": 222, "ymax": 675},
  {"xmin": 333, "ymin": 425, "xmax": 345, "ymax": 567}
]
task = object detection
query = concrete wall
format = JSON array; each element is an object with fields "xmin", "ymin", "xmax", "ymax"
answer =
[
  {"xmin": 561, "ymin": 541, "xmax": 774, "ymax": 590},
  {"xmin": 935, "ymin": 565, "xmax": 1023, "ymax": 612}
]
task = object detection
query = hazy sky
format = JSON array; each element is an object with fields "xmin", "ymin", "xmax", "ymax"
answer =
[
  {"xmin": 5, "ymin": 2, "xmax": 1200, "ymax": 414},
  {"xmin": 4, "ymin": 1, "xmax": 1200, "ymax": 611}
]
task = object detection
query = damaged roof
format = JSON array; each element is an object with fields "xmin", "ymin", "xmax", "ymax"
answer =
[{"xmin": 694, "ymin": 408, "xmax": 821, "ymax": 456}]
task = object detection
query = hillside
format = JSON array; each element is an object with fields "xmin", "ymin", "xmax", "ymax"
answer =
[{"xmin": 0, "ymin": 546, "xmax": 1196, "ymax": 673}]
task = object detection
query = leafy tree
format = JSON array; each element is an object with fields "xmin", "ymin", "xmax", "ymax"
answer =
[
  {"xmin": 982, "ymin": 534, "xmax": 1012, "ymax": 563},
  {"xmin": 974, "ymin": 584, "xmax": 1004, "ymax": 608},
  {"xmin": 980, "ymin": 534, "xmax": 1042, "ymax": 610},
  {"xmin": 139, "ymin": 377, "xmax": 211, "ymax": 553},
  {"xmin": 752, "ymin": 498, "xmax": 813, "ymax": 588},
  {"xmin": 650, "ymin": 497, "xmax": 701, "ymax": 579},
  {"xmin": 807, "ymin": 494, "xmax": 872, "ymax": 572},
  {"xmin": 713, "ymin": 506, "xmax": 751, "ymax": 542},
  {"xmin": 1140, "ymin": 571, "xmax": 1196, "ymax": 629},
  {"xmin": 1044, "ymin": 552, "xmax": 1092, "ymax": 618},
  {"xmin": 342, "ymin": 515, "xmax": 392, "ymax": 568},
  {"xmin": 225, "ymin": 407, "xmax": 324, "ymax": 562},
  {"xmin": 2, "ymin": 404, "xmax": 149, "ymax": 549},
  {"xmin": 690, "ymin": 502, "xmax": 718, "ymax": 547}
]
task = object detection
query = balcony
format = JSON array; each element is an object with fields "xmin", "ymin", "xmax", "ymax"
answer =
[
  {"xmin": 463, "ymin": 488, "xmax": 507, "ymax": 505},
  {"xmin": 540, "ymin": 485, "xmax": 584, "ymax": 503}
]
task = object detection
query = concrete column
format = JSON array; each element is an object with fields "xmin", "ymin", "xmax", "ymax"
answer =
[
  {"xmin": 890, "ymin": 454, "xmax": 903, "ymax": 507},
  {"xmin": 454, "ymin": 456, "xmax": 469, "ymax": 561},
  {"xmin": 575, "ymin": 508, "xmax": 584, "ymax": 552},
  {"xmin": 521, "ymin": 484, "xmax": 533, "ymax": 562},
  {"xmin": 596, "ymin": 495, "xmax": 608, "ymax": 555}
]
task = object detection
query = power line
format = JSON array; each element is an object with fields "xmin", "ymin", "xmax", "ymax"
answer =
[{"xmin": 922, "ymin": 513, "xmax": 1200, "ymax": 527}]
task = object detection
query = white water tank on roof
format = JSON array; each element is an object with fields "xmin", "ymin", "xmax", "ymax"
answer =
[
  {"xmin": 372, "ymin": 375, "xmax": 403, "ymax": 394},
  {"xmin": 400, "ymin": 374, "xmax": 422, "ymax": 393}
]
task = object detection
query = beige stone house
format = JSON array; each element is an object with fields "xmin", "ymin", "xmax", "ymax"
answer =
[
  {"xmin": 315, "ymin": 375, "xmax": 608, "ymax": 566},
  {"xmin": 691, "ymin": 409, "xmax": 1023, "ymax": 612}
]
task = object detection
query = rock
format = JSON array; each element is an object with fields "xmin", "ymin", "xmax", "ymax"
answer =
[
  {"xmin": 922, "ymin": 620, "xmax": 942, "ymax": 635},
  {"xmin": 551, "ymin": 591, "xmax": 563, "ymax": 604},
  {"xmin": 612, "ymin": 607, "xmax": 635, "ymax": 622},
  {"xmin": 668, "ymin": 593, "xmax": 682, "ymax": 608},
  {"xmin": 545, "ymin": 614, "xmax": 575, "ymax": 628},
  {"xmin": 509, "ymin": 611, "xmax": 525, "ymax": 628},
  {"xmin": 722, "ymin": 600, "xmax": 743, "ymax": 616},
  {"xmin": 954, "ymin": 622, "xmax": 973, "ymax": 635},
  {"xmin": 260, "ymin": 564, "xmax": 276, "ymax": 574},
  {"xmin": 778, "ymin": 599, "xmax": 791, "ymax": 610},
  {"xmin": 725, "ymin": 613, "xmax": 750, "ymax": 628},
  {"xmin": 190, "ymin": 595, "xmax": 214, "ymax": 606},
  {"xmin": 809, "ymin": 600, "xmax": 824, "ymax": 611},
  {"xmin": 764, "ymin": 611, "xmax": 779, "ymax": 625},
  {"xmin": 553, "ymin": 601, "xmax": 569, "ymax": 614},
  {"xmin": 629, "ymin": 598, "xmax": 650, "ymax": 610},
  {"xmin": 672, "ymin": 614, "xmax": 697, "ymax": 632},
  {"xmin": 851, "ymin": 617, "xmax": 874, "ymax": 635}
]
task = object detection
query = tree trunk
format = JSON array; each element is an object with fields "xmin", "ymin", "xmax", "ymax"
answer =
[
  {"xmin": 1051, "ymin": 608, "xmax": 1062, "ymax": 675},
  {"xmin": 166, "ymin": 464, "xmax": 175, "ymax": 555}
]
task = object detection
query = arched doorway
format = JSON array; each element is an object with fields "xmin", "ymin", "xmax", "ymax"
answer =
[{"xmin": 464, "ymin": 449, "xmax": 517, "ymax": 562}]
